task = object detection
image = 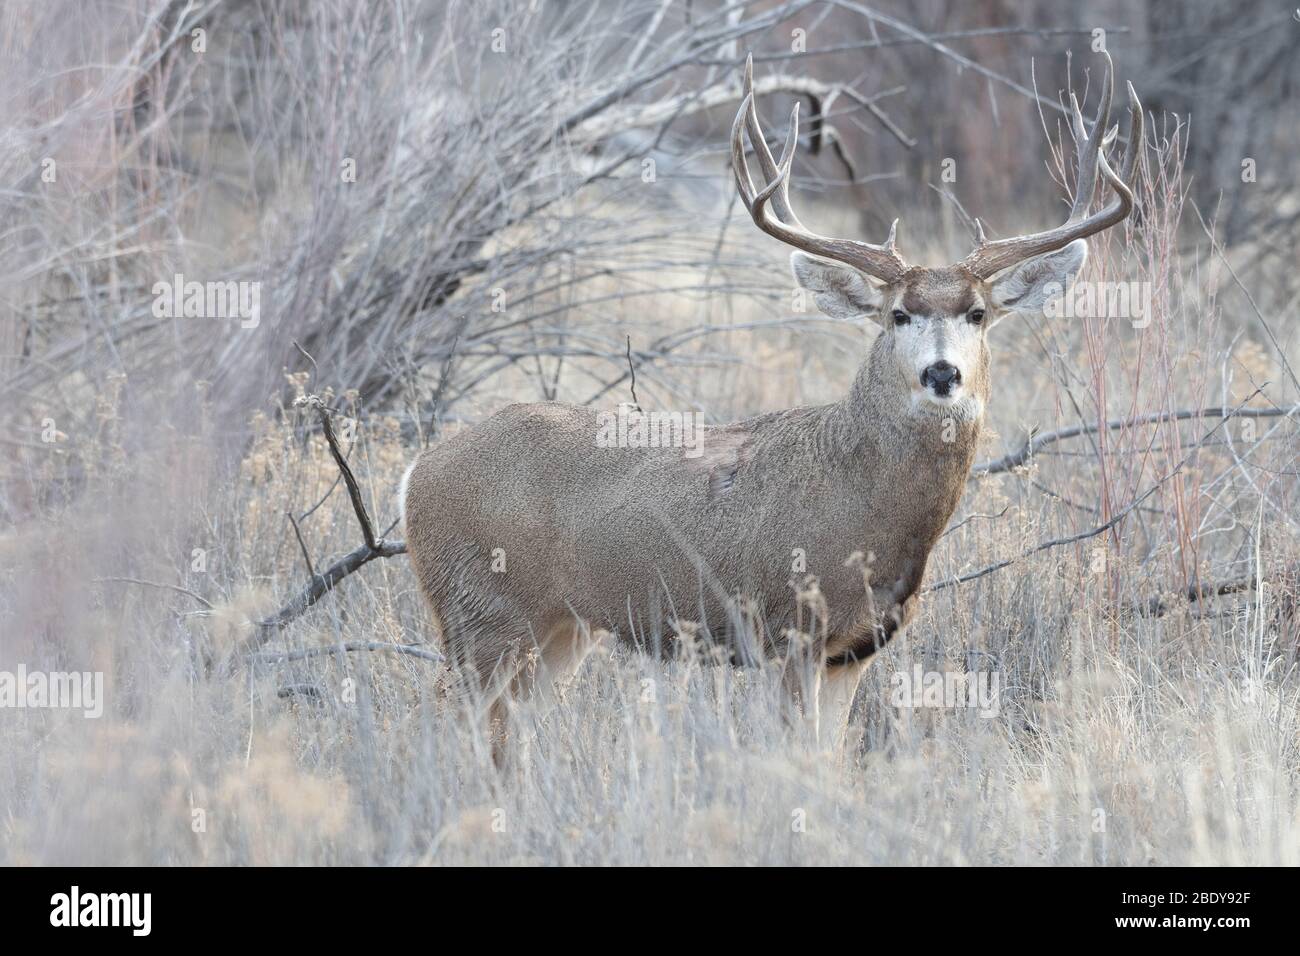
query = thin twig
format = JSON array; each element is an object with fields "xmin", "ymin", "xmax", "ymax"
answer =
[
  {"xmin": 626, "ymin": 334, "xmax": 641, "ymax": 410},
  {"xmin": 94, "ymin": 577, "xmax": 214, "ymax": 611},
  {"xmin": 292, "ymin": 340, "xmax": 319, "ymax": 380},
  {"xmin": 574, "ymin": 70, "xmax": 916, "ymax": 149},
  {"xmin": 1190, "ymin": 201, "xmax": 1300, "ymax": 396},
  {"xmin": 427, "ymin": 328, "xmax": 463, "ymax": 445},
  {"xmin": 942, "ymin": 506, "xmax": 1010, "ymax": 537},
  {"xmin": 283, "ymin": 512, "xmax": 313, "ymax": 580}
]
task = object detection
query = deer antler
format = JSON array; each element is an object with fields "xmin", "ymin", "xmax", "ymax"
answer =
[
  {"xmin": 731, "ymin": 53, "xmax": 908, "ymax": 284},
  {"xmin": 960, "ymin": 51, "xmax": 1144, "ymax": 280}
]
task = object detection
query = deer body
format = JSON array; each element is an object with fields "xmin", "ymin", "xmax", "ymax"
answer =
[
  {"xmin": 405, "ymin": 316, "xmax": 984, "ymax": 669},
  {"xmin": 403, "ymin": 54, "xmax": 1142, "ymax": 750}
]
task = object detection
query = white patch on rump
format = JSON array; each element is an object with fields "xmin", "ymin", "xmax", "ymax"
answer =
[{"xmin": 398, "ymin": 459, "xmax": 418, "ymax": 525}]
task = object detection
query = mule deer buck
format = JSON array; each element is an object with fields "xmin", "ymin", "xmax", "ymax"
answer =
[{"xmin": 403, "ymin": 52, "xmax": 1143, "ymax": 750}]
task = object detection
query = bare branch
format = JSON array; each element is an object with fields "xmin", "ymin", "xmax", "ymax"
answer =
[
  {"xmin": 244, "ymin": 396, "xmax": 408, "ymax": 648},
  {"xmin": 934, "ymin": 396, "xmax": 1272, "ymax": 592},
  {"xmin": 972, "ymin": 404, "xmax": 1300, "ymax": 478},
  {"xmin": 575, "ymin": 71, "xmax": 916, "ymax": 149},
  {"xmin": 251, "ymin": 538, "xmax": 408, "ymax": 637},
  {"xmin": 426, "ymin": 329, "xmax": 463, "ymax": 446},
  {"xmin": 251, "ymin": 641, "xmax": 441, "ymax": 665},
  {"xmin": 941, "ymin": 506, "xmax": 1010, "ymax": 538},
  {"xmin": 1190, "ymin": 201, "xmax": 1300, "ymax": 396},
  {"xmin": 1127, "ymin": 577, "xmax": 1260, "ymax": 619},
  {"xmin": 297, "ymin": 395, "xmax": 379, "ymax": 551},
  {"xmin": 285, "ymin": 511, "xmax": 316, "ymax": 580}
]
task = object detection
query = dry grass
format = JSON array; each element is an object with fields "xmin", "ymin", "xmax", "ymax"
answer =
[
  {"xmin": 6, "ymin": 512, "xmax": 1300, "ymax": 864},
  {"xmin": 5, "ymin": 252, "xmax": 1299, "ymax": 864}
]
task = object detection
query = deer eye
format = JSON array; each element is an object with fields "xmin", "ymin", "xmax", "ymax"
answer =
[
  {"xmin": 968, "ymin": 309, "xmax": 985, "ymax": 326},
  {"xmin": 892, "ymin": 310, "xmax": 910, "ymax": 326}
]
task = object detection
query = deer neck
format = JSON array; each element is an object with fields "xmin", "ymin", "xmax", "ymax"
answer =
[{"xmin": 825, "ymin": 333, "xmax": 985, "ymax": 477}]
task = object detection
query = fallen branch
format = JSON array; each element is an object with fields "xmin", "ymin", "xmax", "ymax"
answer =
[
  {"xmin": 252, "ymin": 641, "xmax": 441, "ymax": 665},
  {"xmin": 244, "ymin": 397, "xmax": 408, "ymax": 650},
  {"xmin": 252, "ymin": 537, "xmax": 408, "ymax": 635},
  {"xmin": 277, "ymin": 683, "xmax": 324, "ymax": 701},
  {"xmin": 971, "ymin": 404, "xmax": 1300, "ymax": 478},
  {"xmin": 1126, "ymin": 577, "xmax": 1258, "ymax": 619}
]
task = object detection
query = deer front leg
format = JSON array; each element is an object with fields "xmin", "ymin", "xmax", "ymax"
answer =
[
  {"xmin": 779, "ymin": 628, "xmax": 826, "ymax": 742},
  {"xmin": 811, "ymin": 585, "xmax": 920, "ymax": 749},
  {"xmin": 780, "ymin": 638, "xmax": 869, "ymax": 749}
]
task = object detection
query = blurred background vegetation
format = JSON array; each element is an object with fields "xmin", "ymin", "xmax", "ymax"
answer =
[{"xmin": 1, "ymin": 0, "xmax": 1298, "ymax": 864}]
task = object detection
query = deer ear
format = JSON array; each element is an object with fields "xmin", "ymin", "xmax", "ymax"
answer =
[
  {"xmin": 987, "ymin": 239, "xmax": 1087, "ymax": 322},
  {"xmin": 791, "ymin": 252, "xmax": 886, "ymax": 325}
]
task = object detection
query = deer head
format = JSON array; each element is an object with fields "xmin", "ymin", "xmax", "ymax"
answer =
[{"xmin": 732, "ymin": 52, "xmax": 1143, "ymax": 418}]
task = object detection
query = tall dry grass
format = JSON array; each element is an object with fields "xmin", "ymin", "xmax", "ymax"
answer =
[{"xmin": 3, "ymin": 381, "xmax": 1298, "ymax": 864}]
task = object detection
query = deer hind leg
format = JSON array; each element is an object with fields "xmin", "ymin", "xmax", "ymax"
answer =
[
  {"xmin": 514, "ymin": 618, "xmax": 606, "ymax": 704},
  {"xmin": 426, "ymin": 604, "xmax": 530, "ymax": 767},
  {"xmin": 489, "ymin": 617, "xmax": 607, "ymax": 765},
  {"xmin": 817, "ymin": 660, "xmax": 868, "ymax": 750}
]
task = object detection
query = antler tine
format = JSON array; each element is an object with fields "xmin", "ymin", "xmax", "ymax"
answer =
[
  {"xmin": 961, "ymin": 52, "xmax": 1143, "ymax": 280},
  {"xmin": 740, "ymin": 100, "xmax": 821, "ymax": 251},
  {"xmin": 730, "ymin": 91, "xmax": 759, "ymax": 210},
  {"xmin": 1117, "ymin": 80, "xmax": 1143, "ymax": 186},
  {"xmin": 730, "ymin": 53, "xmax": 908, "ymax": 284},
  {"xmin": 751, "ymin": 102, "xmax": 801, "ymax": 222},
  {"xmin": 1086, "ymin": 82, "xmax": 1143, "ymax": 227},
  {"xmin": 1067, "ymin": 52, "xmax": 1112, "ymax": 221},
  {"xmin": 741, "ymin": 54, "xmax": 804, "ymax": 228}
]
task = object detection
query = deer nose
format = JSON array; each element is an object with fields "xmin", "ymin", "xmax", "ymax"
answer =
[{"xmin": 921, "ymin": 361, "xmax": 961, "ymax": 395}]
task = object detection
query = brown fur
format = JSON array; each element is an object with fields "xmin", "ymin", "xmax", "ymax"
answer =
[
  {"xmin": 897, "ymin": 265, "xmax": 982, "ymax": 317},
  {"xmin": 404, "ymin": 279, "xmax": 995, "ymax": 748}
]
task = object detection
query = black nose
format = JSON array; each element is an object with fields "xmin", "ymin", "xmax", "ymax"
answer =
[{"xmin": 921, "ymin": 361, "xmax": 961, "ymax": 395}]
